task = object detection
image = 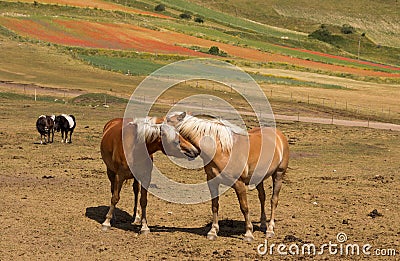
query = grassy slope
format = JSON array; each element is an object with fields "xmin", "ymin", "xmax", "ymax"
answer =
[
  {"xmin": 0, "ymin": 1, "xmax": 399, "ymax": 123},
  {"xmin": 187, "ymin": 0, "xmax": 400, "ymax": 48},
  {"xmin": 1, "ymin": 1, "xmax": 399, "ymax": 69},
  {"xmin": 152, "ymin": 0, "xmax": 399, "ymax": 65},
  {"xmin": 0, "ymin": 35, "xmax": 138, "ymax": 94}
]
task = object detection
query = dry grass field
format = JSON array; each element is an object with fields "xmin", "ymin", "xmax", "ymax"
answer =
[{"xmin": 0, "ymin": 95, "xmax": 399, "ymax": 260}]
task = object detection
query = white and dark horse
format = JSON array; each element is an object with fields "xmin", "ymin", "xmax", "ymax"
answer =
[
  {"xmin": 54, "ymin": 114, "xmax": 76, "ymax": 143},
  {"xmin": 36, "ymin": 115, "xmax": 55, "ymax": 144}
]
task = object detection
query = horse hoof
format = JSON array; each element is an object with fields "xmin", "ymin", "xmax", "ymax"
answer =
[
  {"xmin": 260, "ymin": 225, "xmax": 267, "ymax": 233},
  {"xmin": 243, "ymin": 235, "xmax": 254, "ymax": 243},
  {"xmin": 266, "ymin": 231, "xmax": 275, "ymax": 238},
  {"xmin": 140, "ymin": 228, "xmax": 150, "ymax": 235},
  {"xmin": 207, "ymin": 233, "xmax": 217, "ymax": 241},
  {"xmin": 101, "ymin": 224, "xmax": 111, "ymax": 232},
  {"xmin": 132, "ymin": 216, "xmax": 141, "ymax": 225}
]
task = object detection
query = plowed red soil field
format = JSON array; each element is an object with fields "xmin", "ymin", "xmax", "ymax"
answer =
[{"xmin": 1, "ymin": 16, "xmax": 399, "ymax": 78}]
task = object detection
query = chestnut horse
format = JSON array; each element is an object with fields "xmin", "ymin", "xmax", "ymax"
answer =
[
  {"xmin": 100, "ymin": 117, "xmax": 198, "ymax": 234},
  {"xmin": 167, "ymin": 112, "xmax": 289, "ymax": 241}
]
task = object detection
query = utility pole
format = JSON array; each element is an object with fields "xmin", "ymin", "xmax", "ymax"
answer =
[{"xmin": 357, "ymin": 32, "xmax": 366, "ymax": 60}]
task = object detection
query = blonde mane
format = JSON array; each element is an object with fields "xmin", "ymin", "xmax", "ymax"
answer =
[
  {"xmin": 177, "ymin": 115, "xmax": 234, "ymax": 152},
  {"xmin": 131, "ymin": 117, "xmax": 161, "ymax": 143}
]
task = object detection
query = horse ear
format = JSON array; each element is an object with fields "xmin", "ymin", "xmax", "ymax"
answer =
[{"xmin": 177, "ymin": 112, "xmax": 186, "ymax": 121}]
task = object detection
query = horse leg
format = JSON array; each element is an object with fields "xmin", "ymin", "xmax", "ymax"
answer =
[
  {"xmin": 233, "ymin": 180, "xmax": 254, "ymax": 242},
  {"xmin": 266, "ymin": 170, "xmax": 284, "ymax": 238},
  {"xmin": 61, "ymin": 130, "xmax": 64, "ymax": 143},
  {"xmin": 132, "ymin": 179, "xmax": 141, "ymax": 224},
  {"xmin": 68, "ymin": 130, "xmax": 73, "ymax": 143},
  {"xmin": 51, "ymin": 129, "xmax": 54, "ymax": 143},
  {"xmin": 139, "ymin": 186, "xmax": 150, "ymax": 234},
  {"xmin": 206, "ymin": 182, "xmax": 220, "ymax": 240},
  {"xmin": 102, "ymin": 170, "xmax": 124, "ymax": 231},
  {"xmin": 256, "ymin": 181, "xmax": 267, "ymax": 232}
]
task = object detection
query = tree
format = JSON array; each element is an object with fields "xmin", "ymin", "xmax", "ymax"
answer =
[
  {"xmin": 194, "ymin": 17, "xmax": 204, "ymax": 23},
  {"xmin": 341, "ymin": 24, "xmax": 355, "ymax": 34},
  {"xmin": 208, "ymin": 46, "xmax": 220, "ymax": 55},
  {"xmin": 179, "ymin": 13, "xmax": 192, "ymax": 19},
  {"xmin": 154, "ymin": 4, "xmax": 165, "ymax": 12}
]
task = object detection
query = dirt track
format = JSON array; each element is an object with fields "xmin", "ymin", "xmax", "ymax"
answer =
[{"xmin": 2, "ymin": 81, "xmax": 399, "ymax": 132}]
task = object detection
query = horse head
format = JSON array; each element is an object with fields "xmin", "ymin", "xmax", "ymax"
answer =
[
  {"xmin": 53, "ymin": 115, "xmax": 62, "ymax": 132},
  {"xmin": 160, "ymin": 123, "xmax": 199, "ymax": 160}
]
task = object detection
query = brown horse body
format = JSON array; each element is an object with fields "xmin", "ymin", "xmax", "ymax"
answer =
[
  {"xmin": 100, "ymin": 117, "xmax": 198, "ymax": 233},
  {"xmin": 167, "ymin": 113, "xmax": 289, "ymax": 241}
]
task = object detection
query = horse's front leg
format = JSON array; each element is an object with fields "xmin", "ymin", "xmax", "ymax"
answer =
[
  {"xmin": 139, "ymin": 185, "xmax": 150, "ymax": 234},
  {"xmin": 207, "ymin": 195, "xmax": 219, "ymax": 240},
  {"xmin": 68, "ymin": 130, "xmax": 72, "ymax": 143},
  {"xmin": 102, "ymin": 170, "xmax": 124, "ymax": 231},
  {"xmin": 233, "ymin": 180, "xmax": 254, "ymax": 242},
  {"xmin": 205, "ymin": 166, "xmax": 220, "ymax": 240},
  {"xmin": 50, "ymin": 129, "xmax": 54, "ymax": 143},
  {"xmin": 61, "ymin": 130, "xmax": 64, "ymax": 143},
  {"xmin": 266, "ymin": 171, "xmax": 284, "ymax": 238},
  {"xmin": 132, "ymin": 179, "xmax": 141, "ymax": 224}
]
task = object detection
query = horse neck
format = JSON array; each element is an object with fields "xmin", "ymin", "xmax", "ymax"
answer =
[{"xmin": 145, "ymin": 138, "xmax": 162, "ymax": 155}]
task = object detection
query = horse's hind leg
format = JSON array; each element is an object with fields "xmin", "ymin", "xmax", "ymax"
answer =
[
  {"xmin": 266, "ymin": 170, "xmax": 284, "ymax": 238},
  {"xmin": 256, "ymin": 181, "xmax": 267, "ymax": 232},
  {"xmin": 233, "ymin": 180, "xmax": 254, "ymax": 242},
  {"xmin": 132, "ymin": 179, "xmax": 141, "ymax": 224},
  {"xmin": 102, "ymin": 170, "xmax": 124, "ymax": 231},
  {"xmin": 68, "ymin": 130, "xmax": 73, "ymax": 143}
]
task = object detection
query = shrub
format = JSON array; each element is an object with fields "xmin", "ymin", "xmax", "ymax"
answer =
[
  {"xmin": 341, "ymin": 24, "xmax": 355, "ymax": 34},
  {"xmin": 179, "ymin": 13, "xmax": 192, "ymax": 19},
  {"xmin": 308, "ymin": 25, "xmax": 343, "ymax": 44},
  {"xmin": 154, "ymin": 4, "xmax": 165, "ymax": 12},
  {"xmin": 194, "ymin": 17, "xmax": 204, "ymax": 23},
  {"xmin": 208, "ymin": 46, "xmax": 220, "ymax": 55}
]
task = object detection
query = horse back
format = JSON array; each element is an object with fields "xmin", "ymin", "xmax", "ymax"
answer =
[
  {"xmin": 101, "ymin": 118, "xmax": 127, "ymax": 172},
  {"xmin": 247, "ymin": 127, "xmax": 289, "ymax": 174}
]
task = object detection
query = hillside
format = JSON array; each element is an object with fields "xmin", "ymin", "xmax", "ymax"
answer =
[
  {"xmin": 0, "ymin": 0, "xmax": 399, "ymax": 123},
  {"xmin": 0, "ymin": 0, "xmax": 399, "ymax": 69},
  {"xmin": 188, "ymin": 0, "xmax": 400, "ymax": 48}
]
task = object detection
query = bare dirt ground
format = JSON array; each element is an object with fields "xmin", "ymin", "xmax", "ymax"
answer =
[{"xmin": 0, "ymin": 97, "xmax": 399, "ymax": 260}]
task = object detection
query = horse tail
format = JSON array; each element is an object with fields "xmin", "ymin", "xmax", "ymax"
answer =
[{"xmin": 276, "ymin": 129, "xmax": 290, "ymax": 178}]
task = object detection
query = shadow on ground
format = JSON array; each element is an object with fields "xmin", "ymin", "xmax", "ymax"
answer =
[{"xmin": 85, "ymin": 206, "xmax": 262, "ymax": 239}]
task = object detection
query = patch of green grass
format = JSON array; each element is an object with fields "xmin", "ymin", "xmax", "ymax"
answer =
[
  {"xmin": 0, "ymin": 91, "xmax": 66, "ymax": 103},
  {"xmin": 78, "ymin": 54, "xmax": 165, "ymax": 75},
  {"xmin": 155, "ymin": 0, "xmax": 306, "ymax": 40},
  {"xmin": 249, "ymin": 73, "xmax": 347, "ymax": 90},
  {"xmin": 70, "ymin": 93, "xmax": 128, "ymax": 106}
]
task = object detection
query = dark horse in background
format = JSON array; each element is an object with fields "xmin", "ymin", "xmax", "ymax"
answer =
[
  {"xmin": 54, "ymin": 114, "xmax": 76, "ymax": 143},
  {"xmin": 36, "ymin": 115, "xmax": 55, "ymax": 144}
]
